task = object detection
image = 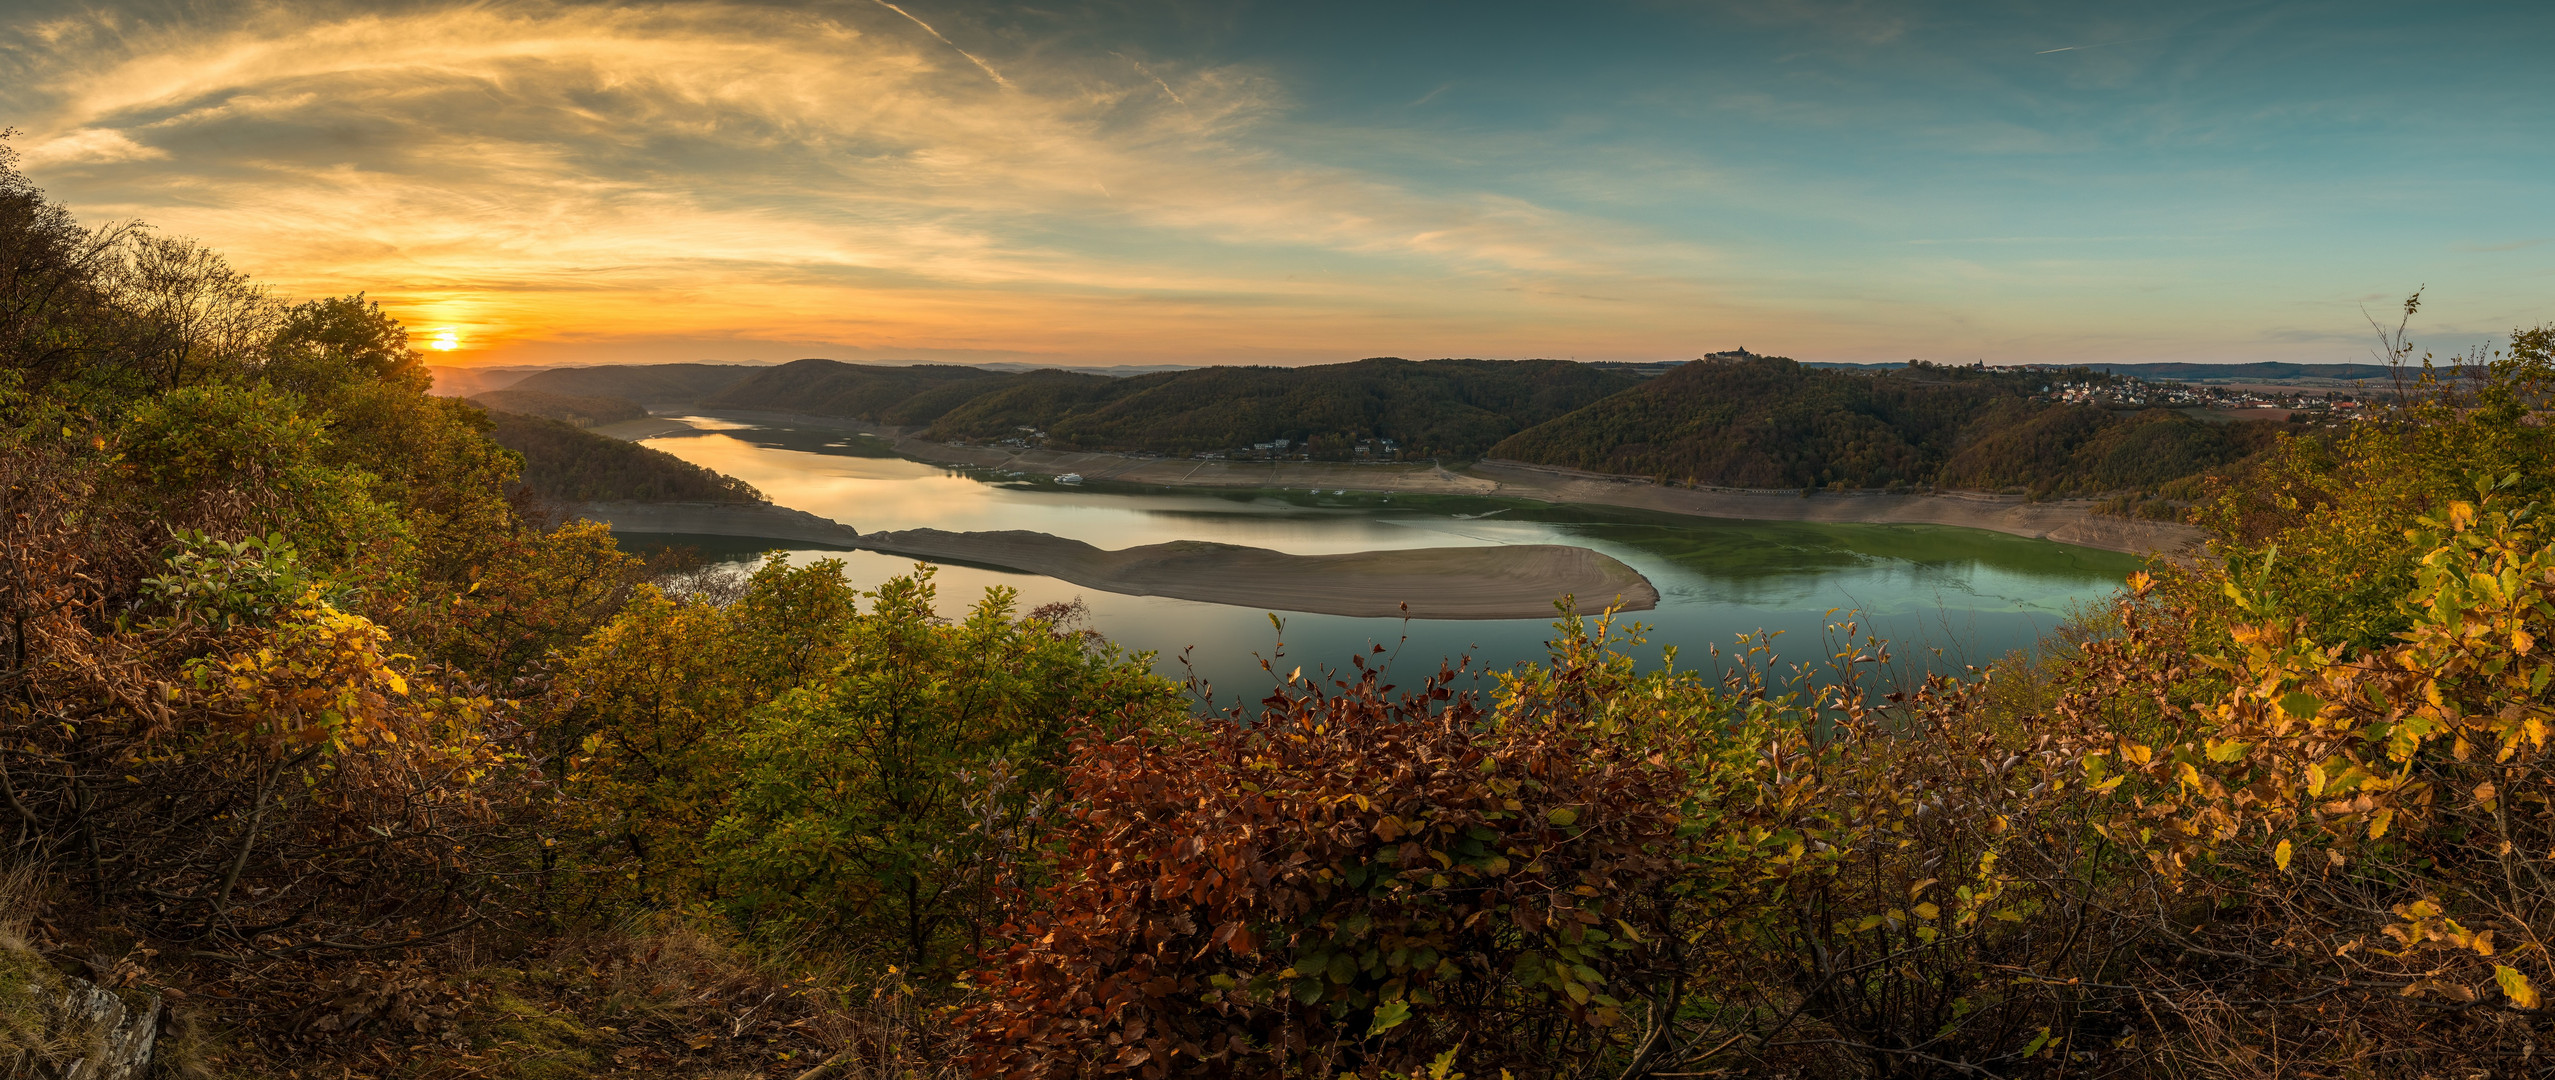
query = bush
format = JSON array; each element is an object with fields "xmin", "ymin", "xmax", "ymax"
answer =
[
  {"xmin": 706, "ymin": 572, "xmax": 1179, "ymax": 975},
  {"xmin": 961, "ymin": 649, "xmax": 1689, "ymax": 1079}
]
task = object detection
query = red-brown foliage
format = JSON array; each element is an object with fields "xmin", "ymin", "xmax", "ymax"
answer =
[{"xmin": 959, "ymin": 664, "xmax": 1689, "ymax": 1079}]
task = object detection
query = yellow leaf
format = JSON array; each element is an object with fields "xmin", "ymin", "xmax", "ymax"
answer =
[
  {"xmin": 2369, "ymin": 807, "xmax": 2394, "ymax": 839},
  {"xmin": 2497, "ymin": 965, "xmax": 2540, "ymax": 1009},
  {"xmin": 2274, "ymin": 839, "xmax": 2293, "ymax": 871},
  {"xmin": 1913, "ymin": 902, "xmax": 1940, "ymax": 920}
]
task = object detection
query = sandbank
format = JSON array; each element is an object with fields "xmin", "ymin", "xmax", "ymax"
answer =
[{"xmin": 856, "ymin": 529, "xmax": 1658, "ymax": 620}]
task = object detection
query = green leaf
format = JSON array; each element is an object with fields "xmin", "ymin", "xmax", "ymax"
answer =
[
  {"xmin": 2281, "ymin": 692, "xmax": 2323, "ymax": 719},
  {"xmin": 1545, "ymin": 807, "xmax": 1579, "ymax": 826},
  {"xmin": 2498, "ymin": 965, "xmax": 2540, "ymax": 1009},
  {"xmin": 1366, "ymin": 1000, "xmax": 1413, "ymax": 1038}
]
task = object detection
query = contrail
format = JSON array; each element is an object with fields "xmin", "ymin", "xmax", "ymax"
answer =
[
  {"xmin": 2038, "ymin": 34, "xmax": 2164, "ymax": 54},
  {"xmin": 870, "ymin": 0, "xmax": 1011, "ymax": 86},
  {"xmin": 1116, "ymin": 54, "xmax": 1185, "ymax": 104}
]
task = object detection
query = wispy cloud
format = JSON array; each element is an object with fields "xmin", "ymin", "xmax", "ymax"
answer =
[
  {"xmin": 0, "ymin": 1, "xmax": 1723, "ymax": 364},
  {"xmin": 18, "ymin": 126, "xmax": 162, "ymax": 166},
  {"xmin": 868, "ymin": 0, "xmax": 1011, "ymax": 88},
  {"xmin": 3, "ymin": 0, "xmax": 2544, "ymax": 368}
]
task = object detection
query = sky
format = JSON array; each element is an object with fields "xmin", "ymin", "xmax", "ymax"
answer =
[{"xmin": 3, "ymin": 0, "xmax": 2550, "ymax": 369}]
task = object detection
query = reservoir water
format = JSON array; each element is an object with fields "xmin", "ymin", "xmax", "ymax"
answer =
[{"xmin": 624, "ymin": 415, "xmax": 2142, "ymax": 702}]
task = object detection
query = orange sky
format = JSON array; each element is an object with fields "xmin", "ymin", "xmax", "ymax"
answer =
[{"xmin": 5, "ymin": 0, "xmax": 2549, "ymax": 368}]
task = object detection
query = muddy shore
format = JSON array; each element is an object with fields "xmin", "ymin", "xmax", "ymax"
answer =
[{"xmin": 656, "ymin": 411, "xmax": 2200, "ymax": 556}]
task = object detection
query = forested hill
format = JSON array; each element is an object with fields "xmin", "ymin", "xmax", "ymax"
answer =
[
  {"xmin": 1491, "ymin": 355, "xmax": 2282, "ymax": 494},
  {"xmin": 703, "ymin": 356, "xmax": 1640, "ymax": 457},
  {"xmin": 456, "ymin": 354, "xmax": 2291, "ymax": 492},
  {"xmin": 483, "ymin": 410, "xmax": 766, "ymax": 503},
  {"xmin": 507, "ymin": 362, "xmax": 766, "ymax": 405},
  {"xmin": 468, "ymin": 388, "xmax": 647, "ymax": 427}
]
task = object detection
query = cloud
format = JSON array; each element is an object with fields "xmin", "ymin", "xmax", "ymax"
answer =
[
  {"xmin": 0, "ymin": 1, "xmax": 1730, "ymax": 364},
  {"xmin": 2460, "ymin": 238, "xmax": 2553, "ymax": 253},
  {"xmin": 19, "ymin": 126, "xmax": 165, "ymax": 166}
]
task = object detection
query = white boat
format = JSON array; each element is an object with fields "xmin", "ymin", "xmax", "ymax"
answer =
[{"xmin": 1056, "ymin": 473, "xmax": 1083, "ymax": 485}]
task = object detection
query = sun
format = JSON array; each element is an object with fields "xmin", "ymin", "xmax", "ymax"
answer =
[{"xmin": 430, "ymin": 328, "xmax": 460, "ymax": 352}]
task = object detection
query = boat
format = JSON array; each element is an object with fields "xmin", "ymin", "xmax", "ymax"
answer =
[{"xmin": 1056, "ymin": 473, "xmax": 1083, "ymax": 485}]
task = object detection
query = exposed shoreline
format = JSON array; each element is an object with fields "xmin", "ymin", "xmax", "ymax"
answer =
[
  {"xmin": 664, "ymin": 409, "xmax": 2203, "ymax": 556},
  {"xmin": 556, "ymin": 489, "xmax": 1659, "ymax": 620},
  {"xmin": 857, "ymin": 529, "xmax": 1658, "ymax": 620}
]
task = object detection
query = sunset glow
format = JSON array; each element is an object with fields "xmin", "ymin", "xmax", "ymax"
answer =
[{"xmin": 2, "ymin": 1, "xmax": 2549, "ymax": 368}]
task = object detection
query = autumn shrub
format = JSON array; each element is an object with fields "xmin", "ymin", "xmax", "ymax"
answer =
[
  {"xmin": 548, "ymin": 555, "xmax": 865, "ymax": 911},
  {"xmin": 960, "ymin": 648, "xmax": 1691, "ymax": 1079},
  {"xmin": 552, "ymin": 561, "xmax": 1178, "ymax": 981},
  {"xmin": 705, "ymin": 571, "xmax": 1180, "ymax": 976},
  {"xmin": 0, "ymin": 441, "xmax": 522, "ymax": 971}
]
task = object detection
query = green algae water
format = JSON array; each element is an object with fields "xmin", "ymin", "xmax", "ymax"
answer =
[{"xmin": 620, "ymin": 415, "xmax": 2142, "ymax": 701}]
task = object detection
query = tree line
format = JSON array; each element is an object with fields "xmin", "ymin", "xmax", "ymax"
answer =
[
  {"xmin": 515, "ymin": 355, "xmax": 1643, "ymax": 460},
  {"xmin": 514, "ymin": 353, "xmax": 2288, "ymax": 498},
  {"xmin": 1489, "ymin": 354, "xmax": 2288, "ymax": 496}
]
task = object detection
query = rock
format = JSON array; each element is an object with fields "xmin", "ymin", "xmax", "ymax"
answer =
[
  {"xmin": 4, "ymin": 964, "xmax": 159, "ymax": 1080},
  {"xmin": 58, "ymin": 976, "xmax": 158, "ymax": 1080}
]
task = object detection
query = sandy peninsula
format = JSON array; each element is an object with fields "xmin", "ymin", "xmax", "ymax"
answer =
[{"xmin": 856, "ymin": 529, "xmax": 1658, "ymax": 620}]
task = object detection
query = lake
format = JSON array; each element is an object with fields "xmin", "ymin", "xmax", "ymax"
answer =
[{"xmin": 620, "ymin": 414, "xmax": 2142, "ymax": 704}]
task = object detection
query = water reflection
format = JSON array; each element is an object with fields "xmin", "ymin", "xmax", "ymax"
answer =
[{"xmin": 624, "ymin": 415, "xmax": 2142, "ymax": 703}]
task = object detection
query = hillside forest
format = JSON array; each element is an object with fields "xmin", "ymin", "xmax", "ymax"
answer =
[
  {"xmin": 15, "ymin": 136, "xmax": 2555, "ymax": 1080},
  {"xmin": 504, "ymin": 352, "xmax": 2287, "ymax": 500}
]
